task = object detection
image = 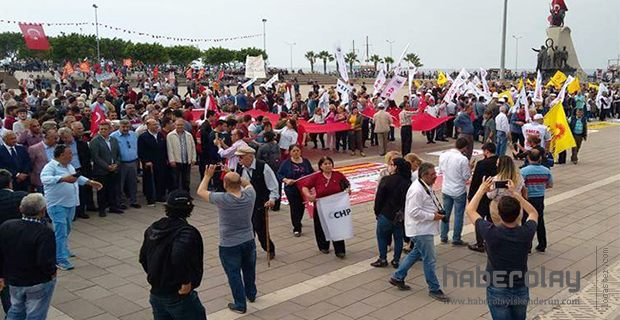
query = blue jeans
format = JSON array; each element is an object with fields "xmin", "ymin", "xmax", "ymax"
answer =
[
  {"xmin": 218, "ymin": 240, "xmax": 257, "ymax": 310},
  {"xmin": 47, "ymin": 205, "xmax": 75, "ymax": 265},
  {"xmin": 149, "ymin": 290, "xmax": 207, "ymax": 320},
  {"xmin": 376, "ymin": 215, "xmax": 403, "ymax": 262},
  {"xmin": 486, "ymin": 285, "xmax": 529, "ymax": 320},
  {"xmin": 393, "ymin": 235, "xmax": 440, "ymax": 292},
  {"xmin": 7, "ymin": 279, "xmax": 56, "ymax": 320},
  {"xmin": 496, "ymin": 131, "xmax": 508, "ymax": 156},
  {"xmin": 441, "ymin": 192, "xmax": 467, "ymax": 242}
]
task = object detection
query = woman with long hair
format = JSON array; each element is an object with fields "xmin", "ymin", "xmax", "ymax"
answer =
[
  {"xmin": 487, "ymin": 155, "xmax": 527, "ymax": 224},
  {"xmin": 274, "ymin": 119, "xmax": 299, "ymax": 160}
]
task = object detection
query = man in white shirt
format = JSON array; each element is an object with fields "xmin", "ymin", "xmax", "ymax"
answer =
[
  {"xmin": 521, "ymin": 113, "xmax": 551, "ymax": 151},
  {"xmin": 388, "ymin": 162, "xmax": 449, "ymax": 302},
  {"xmin": 438, "ymin": 138, "xmax": 472, "ymax": 246},
  {"xmin": 495, "ymin": 104, "xmax": 510, "ymax": 155}
]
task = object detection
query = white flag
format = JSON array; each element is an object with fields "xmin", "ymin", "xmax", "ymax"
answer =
[
  {"xmin": 373, "ymin": 67, "xmax": 387, "ymax": 95},
  {"xmin": 534, "ymin": 70, "xmax": 543, "ymax": 102},
  {"xmin": 334, "ymin": 45, "xmax": 349, "ymax": 82},
  {"xmin": 408, "ymin": 64, "xmax": 417, "ymax": 95},
  {"xmin": 316, "ymin": 192, "xmax": 354, "ymax": 241},
  {"xmin": 552, "ymin": 75, "xmax": 574, "ymax": 106},
  {"xmin": 393, "ymin": 43, "xmax": 410, "ymax": 73},
  {"xmin": 596, "ymin": 83, "xmax": 609, "ymax": 108},
  {"xmin": 443, "ymin": 69, "xmax": 469, "ymax": 103},
  {"xmin": 318, "ymin": 91, "xmax": 330, "ymax": 112},
  {"xmin": 284, "ymin": 87, "xmax": 292, "ymax": 111},
  {"xmin": 381, "ymin": 75, "xmax": 407, "ymax": 100},
  {"xmin": 245, "ymin": 55, "xmax": 266, "ymax": 79},
  {"xmin": 263, "ymin": 74, "xmax": 279, "ymax": 87},
  {"xmin": 480, "ymin": 68, "xmax": 490, "ymax": 95},
  {"xmin": 242, "ymin": 77, "xmax": 257, "ymax": 89}
]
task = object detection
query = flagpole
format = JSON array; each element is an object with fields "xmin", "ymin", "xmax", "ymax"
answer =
[
  {"xmin": 285, "ymin": 42, "xmax": 296, "ymax": 72},
  {"xmin": 512, "ymin": 35, "xmax": 523, "ymax": 74},
  {"xmin": 93, "ymin": 3, "xmax": 101, "ymax": 63},
  {"xmin": 500, "ymin": 0, "xmax": 508, "ymax": 80}
]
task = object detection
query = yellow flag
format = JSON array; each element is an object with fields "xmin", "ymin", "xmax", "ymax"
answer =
[
  {"xmin": 517, "ymin": 78, "xmax": 524, "ymax": 91},
  {"xmin": 544, "ymin": 102, "xmax": 576, "ymax": 158},
  {"xmin": 567, "ymin": 77, "xmax": 580, "ymax": 94},
  {"xmin": 437, "ymin": 71, "xmax": 448, "ymax": 86},
  {"xmin": 588, "ymin": 82, "xmax": 599, "ymax": 90},
  {"xmin": 546, "ymin": 70, "xmax": 567, "ymax": 89},
  {"xmin": 527, "ymin": 79, "xmax": 535, "ymax": 87},
  {"xmin": 498, "ymin": 90, "xmax": 514, "ymax": 106},
  {"xmin": 414, "ymin": 80, "xmax": 422, "ymax": 88}
]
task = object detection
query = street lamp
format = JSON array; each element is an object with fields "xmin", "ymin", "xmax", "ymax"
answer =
[
  {"xmin": 386, "ymin": 39, "xmax": 395, "ymax": 58},
  {"xmin": 512, "ymin": 35, "xmax": 523, "ymax": 73},
  {"xmin": 93, "ymin": 3, "xmax": 101, "ymax": 63},
  {"xmin": 285, "ymin": 42, "xmax": 296, "ymax": 72},
  {"xmin": 500, "ymin": 0, "xmax": 508, "ymax": 79},
  {"xmin": 262, "ymin": 19, "xmax": 267, "ymax": 57}
]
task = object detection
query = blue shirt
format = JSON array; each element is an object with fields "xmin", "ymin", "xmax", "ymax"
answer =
[
  {"xmin": 69, "ymin": 141, "xmax": 81, "ymax": 169},
  {"xmin": 573, "ymin": 119, "xmax": 583, "ymax": 135},
  {"xmin": 44, "ymin": 143, "xmax": 55, "ymax": 162},
  {"xmin": 520, "ymin": 164, "xmax": 552, "ymax": 198},
  {"xmin": 454, "ymin": 112, "xmax": 474, "ymax": 135},
  {"xmin": 40, "ymin": 159, "xmax": 89, "ymax": 208},
  {"xmin": 110, "ymin": 130, "xmax": 138, "ymax": 162}
]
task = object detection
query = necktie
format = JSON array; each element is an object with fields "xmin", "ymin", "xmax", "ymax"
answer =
[{"xmin": 9, "ymin": 147, "xmax": 17, "ymax": 159}]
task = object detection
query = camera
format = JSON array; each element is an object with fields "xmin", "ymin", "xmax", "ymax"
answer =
[{"xmin": 439, "ymin": 209, "xmax": 449, "ymax": 223}]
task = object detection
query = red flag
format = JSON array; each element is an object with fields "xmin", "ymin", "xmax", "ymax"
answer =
[
  {"xmin": 18, "ymin": 23, "xmax": 50, "ymax": 50},
  {"xmin": 79, "ymin": 61, "xmax": 90, "ymax": 73},
  {"xmin": 90, "ymin": 105, "xmax": 107, "ymax": 136},
  {"xmin": 217, "ymin": 70, "xmax": 224, "ymax": 81},
  {"xmin": 123, "ymin": 58, "xmax": 132, "ymax": 67},
  {"xmin": 153, "ymin": 65, "xmax": 159, "ymax": 78},
  {"xmin": 105, "ymin": 63, "xmax": 112, "ymax": 73},
  {"xmin": 94, "ymin": 63, "xmax": 102, "ymax": 74},
  {"xmin": 411, "ymin": 113, "xmax": 453, "ymax": 131},
  {"xmin": 62, "ymin": 61, "xmax": 74, "ymax": 79},
  {"xmin": 185, "ymin": 68, "xmax": 193, "ymax": 80}
]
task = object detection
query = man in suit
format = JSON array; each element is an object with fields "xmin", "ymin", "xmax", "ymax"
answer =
[
  {"xmin": 90, "ymin": 121, "xmax": 123, "ymax": 217},
  {"xmin": 28, "ymin": 128, "xmax": 58, "ymax": 193},
  {"xmin": 138, "ymin": 119, "xmax": 168, "ymax": 206},
  {"xmin": 166, "ymin": 119, "xmax": 196, "ymax": 192},
  {"xmin": 467, "ymin": 142, "xmax": 498, "ymax": 253},
  {"xmin": 58, "ymin": 126, "xmax": 93, "ymax": 219},
  {"xmin": 0, "ymin": 130, "xmax": 31, "ymax": 192},
  {"xmin": 71, "ymin": 122, "xmax": 97, "ymax": 213},
  {"xmin": 0, "ymin": 169, "xmax": 29, "ymax": 313}
]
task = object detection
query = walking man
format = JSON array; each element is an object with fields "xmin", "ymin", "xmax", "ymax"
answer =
[
  {"xmin": 372, "ymin": 103, "xmax": 393, "ymax": 156},
  {"xmin": 520, "ymin": 149, "xmax": 553, "ymax": 252},
  {"xmin": 495, "ymin": 105, "xmax": 510, "ymax": 156}
]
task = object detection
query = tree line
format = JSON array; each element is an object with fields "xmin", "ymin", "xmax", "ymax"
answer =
[
  {"xmin": 0, "ymin": 32, "xmax": 267, "ymax": 66},
  {"xmin": 304, "ymin": 51, "xmax": 423, "ymax": 74}
]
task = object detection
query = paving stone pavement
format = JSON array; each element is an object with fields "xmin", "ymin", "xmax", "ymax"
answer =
[{"xmin": 1, "ymin": 124, "xmax": 619, "ymax": 320}]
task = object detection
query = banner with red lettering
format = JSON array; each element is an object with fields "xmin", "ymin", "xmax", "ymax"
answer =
[
  {"xmin": 18, "ymin": 23, "xmax": 50, "ymax": 50},
  {"xmin": 381, "ymin": 75, "xmax": 407, "ymax": 100}
]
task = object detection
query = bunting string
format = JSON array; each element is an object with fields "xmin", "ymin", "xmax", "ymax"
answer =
[{"xmin": 0, "ymin": 19, "xmax": 261, "ymax": 43}]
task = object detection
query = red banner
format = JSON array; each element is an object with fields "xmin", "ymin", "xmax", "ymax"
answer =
[
  {"xmin": 297, "ymin": 120, "xmax": 351, "ymax": 133},
  {"xmin": 18, "ymin": 23, "xmax": 50, "ymax": 50},
  {"xmin": 241, "ymin": 109, "xmax": 280, "ymax": 124},
  {"xmin": 411, "ymin": 113, "xmax": 453, "ymax": 131}
]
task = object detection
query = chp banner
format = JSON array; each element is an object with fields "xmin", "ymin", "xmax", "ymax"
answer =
[
  {"xmin": 316, "ymin": 192, "xmax": 354, "ymax": 241},
  {"xmin": 245, "ymin": 55, "xmax": 266, "ymax": 79},
  {"xmin": 381, "ymin": 75, "xmax": 407, "ymax": 100},
  {"xmin": 373, "ymin": 67, "xmax": 387, "ymax": 95},
  {"xmin": 18, "ymin": 23, "xmax": 50, "ymax": 50}
]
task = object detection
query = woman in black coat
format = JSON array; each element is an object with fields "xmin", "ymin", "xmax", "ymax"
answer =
[{"xmin": 277, "ymin": 144, "xmax": 314, "ymax": 236}]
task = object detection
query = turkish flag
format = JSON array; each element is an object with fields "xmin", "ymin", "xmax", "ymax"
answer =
[
  {"xmin": 18, "ymin": 23, "xmax": 50, "ymax": 50},
  {"xmin": 90, "ymin": 105, "xmax": 107, "ymax": 137},
  {"xmin": 79, "ymin": 61, "xmax": 90, "ymax": 73},
  {"xmin": 217, "ymin": 70, "xmax": 224, "ymax": 81},
  {"xmin": 185, "ymin": 68, "xmax": 193, "ymax": 80},
  {"xmin": 153, "ymin": 65, "xmax": 159, "ymax": 78},
  {"xmin": 123, "ymin": 58, "xmax": 132, "ymax": 67}
]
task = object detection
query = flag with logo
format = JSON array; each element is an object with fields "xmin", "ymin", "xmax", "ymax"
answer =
[
  {"xmin": 381, "ymin": 75, "xmax": 407, "ymax": 100},
  {"xmin": 544, "ymin": 102, "xmax": 576, "ymax": 158},
  {"xmin": 595, "ymin": 83, "xmax": 609, "ymax": 108},
  {"xmin": 153, "ymin": 65, "xmax": 159, "ymax": 78},
  {"xmin": 546, "ymin": 70, "xmax": 567, "ymax": 89},
  {"xmin": 534, "ymin": 70, "xmax": 543, "ymax": 102},
  {"xmin": 552, "ymin": 75, "xmax": 574, "ymax": 105},
  {"xmin": 263, "ymin": 74, "xmax": 279, "ymax": 88},
  {"xmin": 408, "ymin": 64, "xmax": 417, "ymax": 95},
  {"xmin": 185, "ymin": 68, "xmax": 193, "ymax": 80},
  {"xmin": 242, "ymin": 77, "xmax": 257, "ymax": 89},
  {"xmin": 218, "ymin": 70, "xmax": 225, "ymax": 81},
  {"xmin": 437, "ymin": 71, "xmax": 448, "ymax": 86},
  {"xmin": 480, "ymin": 68, "xmax": 490, "ymax": 95},
  {"xmin": 62, "ymin": 61, "xmax": 74, "ymax": 79},
  {"xmin": 334, "ymin": 45, "xmax": 349, "ymax": 82},
  {"xmin": 373, "ymin": 67, "xmax": 387, "ymax": 95},
  {"xmin": 18, "ymin": 23, "xmax": 50, "ymax": 50},
  {"xmin": 567, "ymin": 76, "xmax": 580, "ymax": 94},
  {"xmin": 498, "ymin": 90, "xmax": 514, "ymax": 106},
  {"xmin": 316, "ymin": 191, "xmax": 354, "ymax": 241}
]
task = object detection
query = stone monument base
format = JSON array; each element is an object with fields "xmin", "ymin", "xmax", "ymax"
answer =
[{"xmin": 546, "ymin": 26, "xmax": 586, "ymax": 79}]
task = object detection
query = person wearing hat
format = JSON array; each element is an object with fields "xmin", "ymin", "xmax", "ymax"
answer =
[
  {"xmin": 521, "ymin": 113, "xmax": 551, "ymax": 152},
  {"xmin": 139, "ymin": 190, "xmax": 206, "ymax": 320},
  {"xmin": 234, "ymin": 146, "xmax": 279, "ymax": 258},
  {"xmin": 486, "ymin": 92, "xmax": 500, "ymax": 119}
]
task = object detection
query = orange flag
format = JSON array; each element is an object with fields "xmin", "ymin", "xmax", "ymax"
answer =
[
  {"xmin": 79, "ymin": 61, "xmax": 90, "ymax": 73},
  {"xmin": 123, "ymin": 58, "xmax": 132, "ymax": 67},
  {"xmin": 62, "ymin": 61, "xmax": 74, "ymax": 79}
]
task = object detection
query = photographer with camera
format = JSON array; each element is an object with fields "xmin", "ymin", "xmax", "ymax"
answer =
[{"xmin": 388, "ymin": 162, "xmax": 449, "ymax": 302}]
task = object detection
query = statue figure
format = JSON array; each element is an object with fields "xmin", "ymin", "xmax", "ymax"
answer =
[
  {"xmin": 552, "ymin": 45, "xmax": 561, "ymax": 69},
  {"xmin": 533, "ymin": 45, "xmax": 548, "ymax": 72},
  {"xmin": 548, "ymin": 0, "xmax": 568, "ymax": 27},
  {"xmin": 558, "ymin": 46, "xmax": 569, "ymax": 69},
  {"xmin": 532, "ymin": 38, "xmax": 555, "ymax": 71}
]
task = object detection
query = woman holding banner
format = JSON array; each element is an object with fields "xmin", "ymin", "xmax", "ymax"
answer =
[
  {"xmin": 277, "ymin": 144, "xmax": 314, "ymax": 237},
  {"xmin": 301, "ymin": 157, "xmax": 350, "ymax": 258}
]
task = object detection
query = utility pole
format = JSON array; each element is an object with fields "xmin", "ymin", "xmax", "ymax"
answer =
[
  {"xmin": 262, "ymin": 19, "xmax": 267, "ymax": 57},
  {"xmin": 285, "ymin": 42, "xmax": 296, "ymax": 72},
  {"xmin": 93, "ymin": 3, "xmax": 100, "ymax": 63},
  {"xmin": 365, "ymin": 36, "xmax": 369, "ymax": 62},
  {"xmin": 512, "ymin": 35, "xmax": 523, "ymax": 73},
  {"xmin": 500, "ymin": 0, "xmax": 508, "ymax": 79},
  {"xmin": 386, "ymin": 39, "xmax": 395, "ymax": 58}
]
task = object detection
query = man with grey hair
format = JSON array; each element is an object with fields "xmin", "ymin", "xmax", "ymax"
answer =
[
  {"xmin": 111, "ymin": 119, "xmax": 141, "ymax": 209},
  {"xmin": 494, "ymin": 105, "xmax": 511, "ymax": 156},
  {"xmin": 0, "ymin": 130, "xmax": 31, "ymax": 192},
  {"xmin": 0, "ymin": 193, "xmax": 57, "ymax": 319}
]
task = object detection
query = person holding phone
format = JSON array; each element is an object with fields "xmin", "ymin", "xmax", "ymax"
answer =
[{"xmin": 486, "ymin": 155, "xmax": 527, "ymax": 225}]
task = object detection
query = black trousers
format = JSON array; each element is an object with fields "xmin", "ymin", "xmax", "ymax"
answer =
[
  {"xmin": 388, "ymin": 126, "xmax": 395, "ymax": 141},
  {"xmin": 522, "ymin": 196, "xmax": 546, "ymax": 249},
  {"xmin": 401, "ymin": 125, "xmax": 412, "ymax": 155},
  {"xmin": 446, "ymin": 118, "xmax": 456, "ymax": 138},
  {"xmin": 171, "ymin": 164, "xmax": 191, "ymax": 192},
  {"xmin": 285, "ymin": 187, "xmax": 304, "ymax": 233},
  {"xmin": 94, "ymin": 172, "xmax": 120, "ymax": 213},
  {"xmin": 474, "ymin": 198, "xmax": 493, "ymax": 246},
  {"xmin": 252, "ymin": 206, "xmax": 275, "ymax": 254},
  {"xmin": 362, "ymin": 118, "xmax": 370, "ymax": 147},
  {"xmin": 311, "ymin": 133, "xmax": 325, "ymax": 149},
  {"xmin": 313, "ymin": 208, "xmax": 345, "ymax": 254},
  {"xmin": 426, "ymin": 129, "xmax": 436, "ymax": 142},
  {"xmin": 336, "ymin": 132, "xmax": 348, "ymax": 151},
  {"xmin": 143, "ymin": 164, "xmax": 167, "ymax": 203}
]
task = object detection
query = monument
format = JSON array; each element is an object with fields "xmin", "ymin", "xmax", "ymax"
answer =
[{"xmin": 532, "ymin": 0, "xmax": 586, "ymax": 79}]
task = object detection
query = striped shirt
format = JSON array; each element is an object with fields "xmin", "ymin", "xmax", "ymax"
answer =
[{"xmin": 520, "ymin": 164, "xmax": 553, "ymax": 198}]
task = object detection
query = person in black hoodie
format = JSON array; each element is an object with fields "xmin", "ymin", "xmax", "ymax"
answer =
[{"xmin": 139, "ymin": 190, "xmax": 206, "ymax": 320}]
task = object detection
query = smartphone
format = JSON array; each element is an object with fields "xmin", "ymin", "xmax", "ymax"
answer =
[
  {"xmin": 494, "ymin": 180, "xmax": 508, "ymax": 189},
  {"xmin": 72, "ymin": 172, "xmax": 82, "ymax": 178}
]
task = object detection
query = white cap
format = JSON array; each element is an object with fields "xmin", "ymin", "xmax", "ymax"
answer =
[
  {"xmin": 492, "ymin": 92, "xmax": 499, "ymax": 98},
  {"xmin": 533, "ymin": 114, "xmax": 544, "ymax": 120},
  {"xmin": 498, "ymin": 97, "xmax": 506, "ymax": 103}
]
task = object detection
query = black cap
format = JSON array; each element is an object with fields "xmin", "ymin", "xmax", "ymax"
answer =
[{"xmin": 166, "ymin": 190, "xmax": 193, "ymax": 208}]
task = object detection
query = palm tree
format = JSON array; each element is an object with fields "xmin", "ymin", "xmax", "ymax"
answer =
[
  {"xmin": 344, "ymin": 52, "xmax": 359, "ymax": 74},
  {"xmin": 369, "ymin": 54, "xmax": 382, "ymax": 71},
  {"xmin": 305, "ymin": 51, "xmax": 317, "ymax": 73},
  {"xmin": 384, "ymin": 56, "xmax": 395, "ymax": 71},
  {"xmin": 317, "ymin": 50, "xmax": 334, "ymax": 74},
  {"xmin": 404, "ymin": 53, "xmax": 423, "ymax": 67}
]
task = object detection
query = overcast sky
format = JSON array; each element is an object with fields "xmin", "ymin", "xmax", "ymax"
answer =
[{"xmin": 3, "ymin": 0, "xmax": 619, "ymax": 71}]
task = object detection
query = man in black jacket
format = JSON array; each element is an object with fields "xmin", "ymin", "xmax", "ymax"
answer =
[
  {"xmin": 0, "ymin": 193, "xmax": 57, "ymax": 319},
  {"xmin": 139, "ymin": 190, "xmax": 206, "ymax": 320},
  {"xmin": 0, "ymin": 169, "xmax": 28, "ymax": 313},
  {"xmin": 467, "ymin": 142, "xmax": 498, "ymax": 253},
  {"xmin": 138, "ymin": 119, "xmax": 169, "ymax": 206}
]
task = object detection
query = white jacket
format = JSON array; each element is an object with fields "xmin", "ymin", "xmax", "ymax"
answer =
[
  {"xmin": 404, "ymin": 180, "xmax": 440, "ymax": 237},
  {"xmin": 166, "ymin": 130, "xmax": 196, "ymax": 164}
]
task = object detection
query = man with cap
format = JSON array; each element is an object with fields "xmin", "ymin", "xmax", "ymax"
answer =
[
  {"xmin": 234, "ymin": 145, "xmax": 279, "ymax": 259},
  {"xmin": 521, "ymin": 113, "xmax": 551, "ymax": 152},
  {"xmin": 486, "ymin": 92, "xmax": 500, "ymax": 118},
  {"xmin": 372, "ymin": 102, "xmax": 393, "ymax": 156},
  {"xmin": 139, "ymin": 190, "xmax": 206, "ymax": 320}
]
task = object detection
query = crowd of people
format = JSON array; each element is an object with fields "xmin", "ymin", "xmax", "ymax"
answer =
[{"xmin": 0, "ymin": 67, "xmax": 615, "ymax": 319}]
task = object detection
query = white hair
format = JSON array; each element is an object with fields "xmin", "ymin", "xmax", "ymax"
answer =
[{"xmin": 20, "ymin": 193, "xmax": 47, "ymax": 217}]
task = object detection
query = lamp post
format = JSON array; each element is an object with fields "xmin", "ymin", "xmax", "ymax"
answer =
[
  {"xmin": 262, "ymin": 19, "xmax": 267, "ymax": 57},
  {"xmin": 499, "ymin": 0, "xmax": 508, "ymax": 79},
  {"xmin": 512, "ymin": 35, "xmax": 523, "ymax": 73},
  {"xmin": 386, "ymin": 39, "xmax": 395, "ymax": 58},
  {"xmin": 93, "ymin": 4, "xmax": 100, "ymax": 63},
  {"xmin": 285, "ymin": 42, "xmax": 296, "ymax": 72}
]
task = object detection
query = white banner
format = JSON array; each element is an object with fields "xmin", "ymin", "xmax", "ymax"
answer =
[
  {"xmin": 245, "ymin": 55, "xmax": 266, "ymax": 79},
  {"xmin": 334, "ymin": 45, "xmax": 349, "ymax": 82},
  {"xmin": 408, "ymin": 65, "xmax": 417, "ymax": 95},
  {"xmin": 373, "ymin": 67, "xmax": 387, "ymax": 95},
  {"xmin": 443, "ymin": 69, "xmax": 469, "ymax": 103},
  {"xmin": 381, "ymin": 75, "xmax": 407, "ymax": 100},
  {"xmin": 480, "ymin": 68, "xmax": 490, "ymax": 95},
  {"xmin": 242, "ymin": 77, "xmax": 257, "ymax": 89},
  {"xmin": 596, "ymin": 83, "xmax": 609, "ymax": 108},
  {"xmin": 534, "ymin": 70, "xmax": 543, "ymax": 102},
  {"xmin": 262, "ymin": 74, "xmax": 279, "ymax": 87},
  {"xmin": 95, "ymin": 72, "xmax": 115, "ymax": 82},
  {"xmin": 336, "ymin": 79, "xmax": 352, "ymax": 95},
  {"xmin": 316, "ymin": 192, "xmax": 354, "ymax": 241}
]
